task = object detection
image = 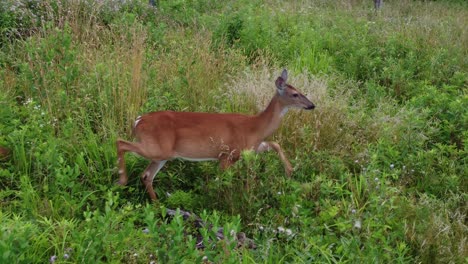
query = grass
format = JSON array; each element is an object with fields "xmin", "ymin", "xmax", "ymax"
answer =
[{"xmin": 0, "ymin": 0, "xmax": 467, "ymax": 263}]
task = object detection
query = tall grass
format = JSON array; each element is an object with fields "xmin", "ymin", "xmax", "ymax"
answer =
[{"xmin": 0, "ymin": 0, "xmax": 466, "ymax": 263}]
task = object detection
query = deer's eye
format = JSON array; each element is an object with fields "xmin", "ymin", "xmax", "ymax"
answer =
[{"xmin": 292, "ymin": 93, "xmax": 299, "ymax": 98}]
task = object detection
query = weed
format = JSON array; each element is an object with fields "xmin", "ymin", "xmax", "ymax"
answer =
[{"xmin": 0, "ymin": 0, "xmax": 466, "ymax": 262}]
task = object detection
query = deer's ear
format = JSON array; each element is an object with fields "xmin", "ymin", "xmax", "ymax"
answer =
[
  {"xmin": 275, "ymin": 77, "xmax": 286, "ymax": 92},
  {"xmin": 276, "ymin": 69, "xmax": 288, "ymax": 90},
  {"xmin": 281, "ymin": 69, "xmax": 288, "ymax": 82},
  {"xmin": 276, "ymin": 69, "xmax": 288, "ymax": 94}
]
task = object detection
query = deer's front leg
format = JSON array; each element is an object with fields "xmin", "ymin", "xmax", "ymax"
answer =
[
  {"xmin": 219, "ymin": 151, "xmax": 240, "ymax": 171},
  {"xmin": 257, "ymin": 141, "xmax": 293, "ymax": 177}
]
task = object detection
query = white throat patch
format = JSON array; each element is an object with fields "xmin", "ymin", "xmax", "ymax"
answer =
[{"xmin": 280, "ymin": 107, "xmax": 289, "ymax": 117}]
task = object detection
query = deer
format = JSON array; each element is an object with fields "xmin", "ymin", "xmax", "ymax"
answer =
[{"xmin": 116, "ymin": 69, "xmax": 315, "ymax": 200}]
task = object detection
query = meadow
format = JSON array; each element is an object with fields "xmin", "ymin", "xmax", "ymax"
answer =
[{"xmin": 0, "ymin": 0, "xmax": 466, "ymax": 263}]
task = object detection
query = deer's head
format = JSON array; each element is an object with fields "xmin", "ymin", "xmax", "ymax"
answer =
[{"xmin": 275, "ymin": 69, "xmax": 315, "ymax": 110}]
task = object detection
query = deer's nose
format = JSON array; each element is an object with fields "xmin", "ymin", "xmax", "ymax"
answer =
[{"xmin": 304, "ymin": 104, "xmax": 315, "ymax": 110}]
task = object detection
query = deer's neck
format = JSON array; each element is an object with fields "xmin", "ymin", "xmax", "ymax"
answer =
[{"xmin": 254, "ymin": 94, "xmax": 286, "ymax": 140}]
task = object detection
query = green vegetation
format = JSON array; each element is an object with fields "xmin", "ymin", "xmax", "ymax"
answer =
[{"xmin": 1, "ymin": 0, "xmax": 466, "ymax": 263}]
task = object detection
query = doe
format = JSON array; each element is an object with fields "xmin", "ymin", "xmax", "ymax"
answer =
[{"xmin": 116, "ymin": 69, "xmax": 315, "ymax": 200}]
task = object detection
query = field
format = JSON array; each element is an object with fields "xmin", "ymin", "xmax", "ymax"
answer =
[{"xmin": 0, "ymin": 0, "xmax": 467, "ymax": 263}]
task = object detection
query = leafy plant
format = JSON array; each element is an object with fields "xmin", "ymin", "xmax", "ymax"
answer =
[{"xmin": 0, "ymin": 0, "xmax": 466, "ymax": 262}]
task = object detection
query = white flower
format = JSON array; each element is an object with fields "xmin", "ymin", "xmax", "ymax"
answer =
[
  {"xmin": 351, "ymin": 209, "xmax": 356, "ymax": 214},
  {"xmin": 353, "ymin": 219, "xmax": 362, "ymax": 229},
  {"xmin": 142, "ymin": 228, "xmax": 149, "ymax": 234},
  {"xmin": 390, "ymin": 164, "xmax": 395, "ymax": 169},
  {"xmin": 285, "ymin": 228, "xmax": 293, "ymax": 236},
  {"xmin": 277, "ymin": 226, "xmax": 285, "ymax": 233}
]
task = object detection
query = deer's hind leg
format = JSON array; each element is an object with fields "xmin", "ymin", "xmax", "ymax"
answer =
[
  {"xmin": 116, "ymin": 139, "xmax": 147, "ymax": 186},
  {"xmin": 140, "ymin": 160, "xmax": 167, "ymax": 201}
]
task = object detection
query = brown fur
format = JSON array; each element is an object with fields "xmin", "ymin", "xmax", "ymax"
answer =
[{"xmin": 116, "ymin": 70, "xmax": 315, "ymax": 200}]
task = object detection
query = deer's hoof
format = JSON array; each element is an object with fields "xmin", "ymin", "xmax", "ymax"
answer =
[{"xmin": 115, "ymin": 179, "xmax": 128, "ymax": 186}]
